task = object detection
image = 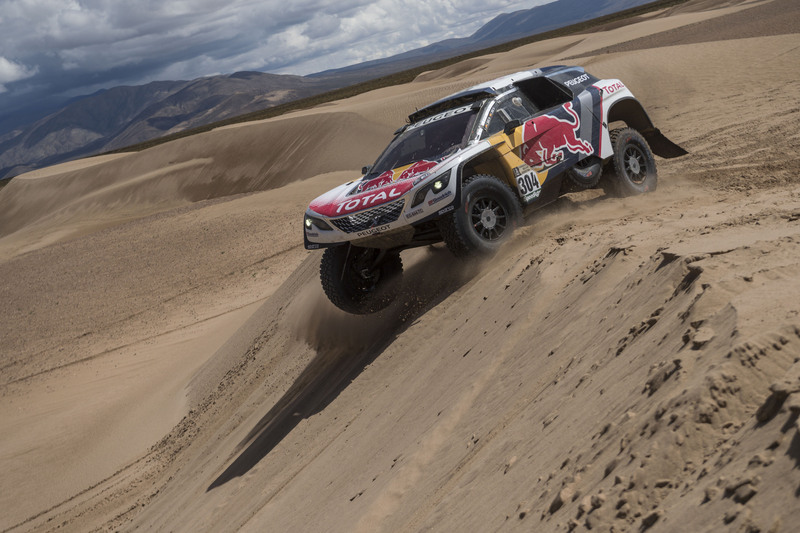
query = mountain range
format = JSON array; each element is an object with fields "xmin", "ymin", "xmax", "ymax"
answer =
[{"xmin": 0, "ymin": 0, "xmax": 654, "ymax": 181}]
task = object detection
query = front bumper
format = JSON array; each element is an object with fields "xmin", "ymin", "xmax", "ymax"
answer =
[{"xmin": 304, "ymin": 168, "xmax": 459, "ymax": 250}]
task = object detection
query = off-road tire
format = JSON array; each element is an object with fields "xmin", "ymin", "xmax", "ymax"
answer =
[
  {"xmin": 605, "ymin": 128, "xmax": 657, "ymax": 196},
  {"xmin": 320, "ymin": 245, "xmax": 402, "ymax": 314},
  {"xmin": 439, "ymin": 174, "xmax": 522, "ymax": 257}
]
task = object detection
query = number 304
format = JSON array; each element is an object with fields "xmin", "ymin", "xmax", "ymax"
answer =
[{"xmin": 517, "ymin": 172, "xmax": 540, "ymax": 195}]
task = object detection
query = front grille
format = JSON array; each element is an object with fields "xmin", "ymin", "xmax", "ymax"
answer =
[{"xmin": 331, "ymin": 198, "xmax": 405, "ymax": 233}]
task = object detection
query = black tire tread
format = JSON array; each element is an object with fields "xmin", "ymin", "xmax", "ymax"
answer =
[
  {"xmin": 320, "ymin": 246, "xmax": 402, "ymax": 314},
  {"xmin": 440, "ymin": 174, "xmax": 522, "ymax": 258},
  {"xmin": 606, "ymin": 128, "xmax": 657, "ymax": 197}
]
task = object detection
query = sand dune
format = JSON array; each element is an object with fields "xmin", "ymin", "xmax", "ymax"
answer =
[
  {"xmin": 1, "ymin": 0, "xmax": 799, "ymax": 531},
  {"xmin": 0, "ymin": 113, "xmax": 390, "ymax": 257}
]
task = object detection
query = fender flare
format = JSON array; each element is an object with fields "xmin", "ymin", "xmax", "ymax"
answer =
[
  {"xmin": 607, "ymin": 97, "xmax": 687, "ymax": 159},
  {"xmin": 451, "ymin": 141, "xmax": 504, "ymax": 207}
]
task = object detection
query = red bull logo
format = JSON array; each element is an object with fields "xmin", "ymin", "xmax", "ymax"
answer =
[
  {"xmin": 521, "ymin": 102, "xmax": 593, "ymax": 170},
  {"xmin": 397, "ymin": 160, "xmax": 437, "ymax": 181},
  {"xmin": 357, "ymin": 170, "xmax": 394, "ymax": 193},
  {"xmin": 357, "ymin": 160, "xmax": 437, "ymax": 193}
]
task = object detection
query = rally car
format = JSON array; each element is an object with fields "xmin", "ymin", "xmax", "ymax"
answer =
[{"xmin": 304, "ymin": 65, "xmax": 686, "ymax": 314}]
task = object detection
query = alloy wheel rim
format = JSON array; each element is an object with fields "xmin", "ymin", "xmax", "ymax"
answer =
[
  {"xmin": 623, "ymin": 145, "xmax": 646, "ymax": 184},
  {"xmin": 470, "ymin": 197, "xmax": 508, "ymax": 241}
]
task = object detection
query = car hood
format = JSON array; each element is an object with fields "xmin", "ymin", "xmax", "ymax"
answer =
[{"xmin": 308, "ymin": 159, "xmax": 441, "ymax": 218}]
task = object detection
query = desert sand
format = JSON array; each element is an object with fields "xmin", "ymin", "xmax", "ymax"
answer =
[{"xmin": 1, "ymin": 0, "xmax": 799, "ymax": 531}]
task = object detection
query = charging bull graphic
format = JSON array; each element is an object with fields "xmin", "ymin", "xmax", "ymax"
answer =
[
  {"xmin": 357, "ymin": 160, "xmax": 438, "ymax": 194},
  {"xmin": 521, "ymin": 102, "xmax": 593, "ymax": 170}
]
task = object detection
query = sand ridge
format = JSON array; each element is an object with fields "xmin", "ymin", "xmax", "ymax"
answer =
[{"xmin": 1, "ymin": 0, "xmax": 799, "ymax": 531}]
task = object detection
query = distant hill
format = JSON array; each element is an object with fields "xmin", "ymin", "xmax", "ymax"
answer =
[
  {"xmin": 0, "ymin": 0, "xmax": 656, "ymax": 181},
  {"xmin": 311, "ymin": 0, "xmax": 653, "ymax": 80},
  {"xmin": 0, "ymin": 73, "xmax": 338, "ymax": 180}
]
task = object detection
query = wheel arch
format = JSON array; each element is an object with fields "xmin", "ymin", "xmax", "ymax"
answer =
[
  {"xmin": 607, "ymin": 97, "xmax": 688, "ymax": 159},
  {"xmin": 607, "ymin": 97, "xmax": 654, "ymax": 135},
  {"xmin": 456, "ymin": 144, "xmax": 519, "ymax": 195}
]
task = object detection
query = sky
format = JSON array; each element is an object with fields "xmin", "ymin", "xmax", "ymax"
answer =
[{"xmin": 0, "ymin": 0, "xmax": 546, "ymax": 121}]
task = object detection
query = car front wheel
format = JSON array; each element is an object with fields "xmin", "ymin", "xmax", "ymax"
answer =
[
  {"xmin": 320, "ymin": 245, "xmax": 403, "ymax": 314},
  {"xmin": 439, "ymin": 174, "xmax": 522, "ymax": 257}
]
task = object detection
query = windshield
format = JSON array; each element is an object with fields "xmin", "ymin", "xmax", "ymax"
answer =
[{"xmin": 367, "ymin": 104, "xmax": 480, "ymax": 177}]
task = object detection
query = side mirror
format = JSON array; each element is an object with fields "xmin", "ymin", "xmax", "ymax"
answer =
[
  {"xmin": 504, "ymin": 119, "xmax": 521, "ymax": 135},
  {"xmin": 361, "ymin": 165, "xmax": 372, "ymax": 175}
]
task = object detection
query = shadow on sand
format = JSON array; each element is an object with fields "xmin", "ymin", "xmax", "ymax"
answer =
[
  {"xmin": 206, "ymin": 190, "xmax": 614, "ymax": 491},
  {"xmin": 207, "ymin": 246, "xmax": 480, "ymax": 491}
]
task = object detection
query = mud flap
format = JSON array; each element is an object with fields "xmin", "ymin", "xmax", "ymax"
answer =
[{"xmin": 643, "ymin": 128, "xmax": 688, "ymax": 159}]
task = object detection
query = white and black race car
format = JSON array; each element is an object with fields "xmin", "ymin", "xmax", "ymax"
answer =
[{"xmin": 303, "ymin": 65, "xmax": 686, "ymax": 314}]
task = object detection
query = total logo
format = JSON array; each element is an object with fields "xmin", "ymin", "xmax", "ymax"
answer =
[
  {"xmin": 599, "ymin": 81, "xmax": 626, "ymax": 95},
  {"xmin": 336, "ymin": 187, "xmax": 404, "ymax": 214}
]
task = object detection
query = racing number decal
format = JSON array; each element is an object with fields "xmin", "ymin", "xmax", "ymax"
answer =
[
  {"xmin": 517, "ymin": 171, "xmax": 539, "ymax": 197},
  {"xmin": 515, "ymin": 166, "xmax": 541, "ymax": 203}
]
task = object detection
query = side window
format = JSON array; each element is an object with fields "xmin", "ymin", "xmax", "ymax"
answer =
[
  {"xmin": 484, "ymin": 92, "xmax": 537, "ymax": 137},
  {"xmin": 515, "ymin": 77, "xmax": 572, "ymax": 111},
  {"xmin": 502, "ymin": 95, "xmax": 536, "ymax": 121}
]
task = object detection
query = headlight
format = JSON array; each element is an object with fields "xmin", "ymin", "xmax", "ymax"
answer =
[
  {"xmin": 411, "ymin": 173, "xmax": 451, "ymax": 208},
  {"xmin": 304, "ymin": 214, "xmax": 333, "ymax": 231}
]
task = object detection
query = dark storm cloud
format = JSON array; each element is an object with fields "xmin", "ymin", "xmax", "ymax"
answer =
[{"xmin": 0, "ymin": 0, "xmax": 542, "ymax": 119}]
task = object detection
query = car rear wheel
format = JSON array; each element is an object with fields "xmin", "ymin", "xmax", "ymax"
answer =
[
  {"xmin": 606, "ymin": 128, "xmax": 657, "ymax": 196},
  {"xmin": 320, "ymin": 245, "xmax": 403, "ymax": 314},
  {"xmin": 439, "ymin": 174, "xmax": 522, "ymax": 257}
]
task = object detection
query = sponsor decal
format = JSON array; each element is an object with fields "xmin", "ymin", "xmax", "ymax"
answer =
[
  {"xmin": 356, "ymin": 224, "xmax": 390, "ymax": 237},
  {"xmin": 521, "ymin": 102, "xmax": 594, "ymax": 170},
  {"xmin": 438, "ymin": 205, "xmax": 455, "ymax": 216},
  {"xmin": 307, "ymin": 243, "xmax": 320, "ymax": 249},
  {"xmin": 398, "ymin": 160, "xmax": 437, "ymax": 181},
  {"xmin": 564, "ymin": 73, "xmax": 590, "ymax": 87},
  {"xmin": 481, "ymin": 104, "xmax": 496, "ymax": 132},
  {"xmin": 305, "ymin": 231, "xmax": 319, "ymax": 237},
  {"xmin": 428, "ymin": 189, "xmax": 453, "ymax": 206},
  {"xmin": 335, "ymin": 186, "xmax": 405, "ymax": 215},
  {"xmin": 357, "ymin": 160, "xmax": 437, "ymax": 193},
  {"xmin": 310, "ymin": 179, "xmax": 415, "ymax": 217},
  {"xmin": 405, "ymin": 208, "xmax": 424, "ymax": 219},
  {"xmin": 407, "ymin": 104, "xmax": 472, "ymax": 131},
  {"xmin": 514, "ymin": 164, "xmax": 541, "ymax": 202},
  {"xmin": 357, "ymin": 170, "xmax": 395, "ymax": 192},
  {"xmin": 599, "ymin": 81, "xmax": 625, "ymax": 95}
]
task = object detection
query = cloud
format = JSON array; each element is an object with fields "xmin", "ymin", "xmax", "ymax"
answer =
[
  {"xmin": 0, "ymin": 57, "xmax": 38, "ymax": 93},
  {"xmin": 0, "ymin": 0, "xmax": 545, "ymax": 114}
]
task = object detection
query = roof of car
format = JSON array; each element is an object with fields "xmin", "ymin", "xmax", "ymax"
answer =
[{"xmin": 407, "ymin": 65, "xmax": 578, "ymax": 124}]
